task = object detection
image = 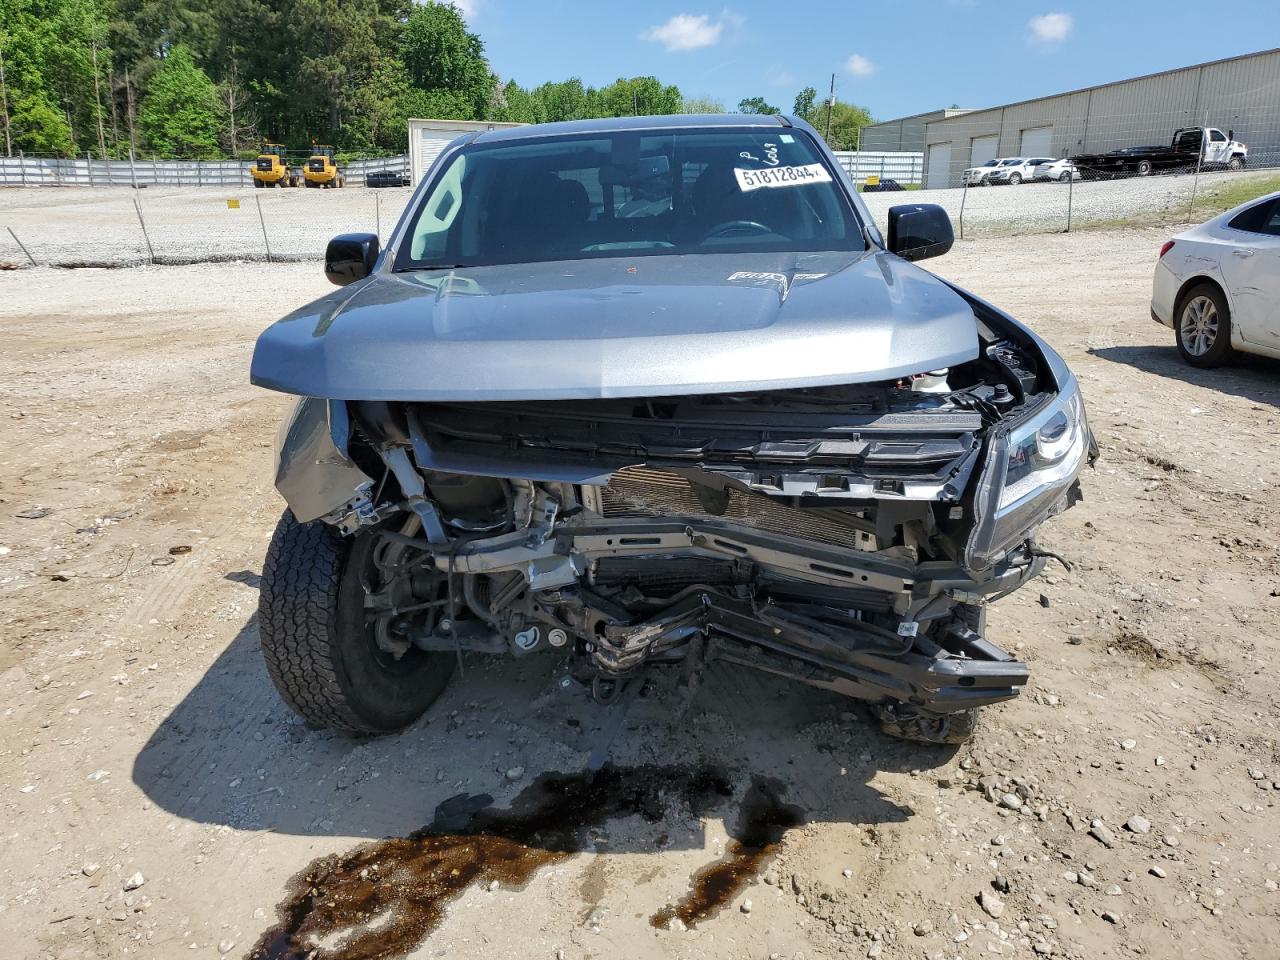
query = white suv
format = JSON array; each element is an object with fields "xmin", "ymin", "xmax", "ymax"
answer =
[{"xmin": 964, "ymin": 157, "xmax": 1051, "ymax": 186}]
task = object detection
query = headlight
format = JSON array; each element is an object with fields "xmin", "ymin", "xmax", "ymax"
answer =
[
  {"xmin": 964, "ymin": 377, "xmax": 1090, "ymax": 572},
  {"xmin": 1000, "ymin": 385, "xmax": 1086, "ymax": 509}
]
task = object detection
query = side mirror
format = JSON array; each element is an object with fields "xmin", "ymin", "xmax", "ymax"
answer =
[
  {"xmin": 886, "ymin": 204, "xmax": 954, "ymax": 262},
  {"xmin": 1228, "ymin": 129, "xmax": 1234, "ymax": 141},
  {"xmin": 325, "ymin": 233, "xmax": 380, "ymax": 286}
]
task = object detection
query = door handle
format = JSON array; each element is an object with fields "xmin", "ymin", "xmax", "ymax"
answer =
[{"xmin": 1232, "ymin": 249, "xmax": 1254, "ymax": 258}]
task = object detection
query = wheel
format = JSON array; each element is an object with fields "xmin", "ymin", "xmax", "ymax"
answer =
[
  {"xmin": 1136, "ymin": 160, "xmax": 1153, "ymax": 176},
  {"xmin": 1009, "ymin": 172, "xmax": 1022, "ymax": 185},
  {"xmin": 1175, "ymin": 283, "xmax": 1235, "ymax": 368},
  {"xmin": 1058, "ymin": 171, "xmax": 1071, "ymax": 183},
  {"xmin": 254, "ymin": 179, "xmax": 264, "ymax": 188},
  {"xmin": 877, "ymin": 702, "xmax": 979, "ymax": 745},
  {"xmin": 258, "ymin": 510, "xmax": 455, "ymax": 735},
  {"xmin": 1228, "ymin": 156, "xmax": 1245, "ymax": 171}
]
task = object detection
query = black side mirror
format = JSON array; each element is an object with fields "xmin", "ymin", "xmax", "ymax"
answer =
[
  {"xmin": 886, "ymin": 204, "xmax": 954, "ymax": 262},
  {"xmin": 325, "ymin": 233, "xmax": 380, "ymax": 286},
  {"xmin": 1228, "ymin": 129, "xmax": 1233, "ymax": 141}
]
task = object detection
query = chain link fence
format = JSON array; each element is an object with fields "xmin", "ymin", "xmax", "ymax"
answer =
[
  {"xmin": 0, "ymin": 183, "xmax": 415, "ymax": 267},
  {"xmin": 2, "ymin": 101, "xmax": 1279, "ymax": 267},
  {"xmin": 0, "ymin": 153, "xmax": 410, "ymax": 188}
]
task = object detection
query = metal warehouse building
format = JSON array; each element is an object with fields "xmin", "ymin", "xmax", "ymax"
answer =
[
  {"xmin": 858, "ymin": 108, "xmax": 973, "ymax": 153},
  {"xmin": 871, "ymin": 48, "xmax": 1280, "ymax": 188}
]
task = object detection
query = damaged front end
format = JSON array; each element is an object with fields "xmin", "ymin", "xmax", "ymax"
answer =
[{"xmin": 276, "ymin": 302, "xmax": 1092, "ymax": 722}]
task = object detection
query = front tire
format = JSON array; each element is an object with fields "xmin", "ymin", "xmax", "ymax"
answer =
[
  {"xmin": 1228, "ymin": 156, "xmax": 1245, "ymax": 171},
  {"xmin": 258, "ymin": 510, "xmax": 455, "ymax": 735},
  {"xmin": 1009, "ymin": 172, "xmax": 1022, "ymax": 185},
  {"xmin": 1175, "ymin": 283, "xmax": 1235, "ymax": 368},
  {"xmin": 1136, "ymin": 160, "xmax": 1153, "ymax": 176}
]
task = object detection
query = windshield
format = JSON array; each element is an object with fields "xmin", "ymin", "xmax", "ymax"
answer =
[
  {"xmin": 981, "ymin": 160, "xmax": 999, "ymax": 167},
  {"xmin": 1000, "ymin": 159, "xmax": 1022, "ymax": 166},
  {"xmin": 395, "ymin": 128, "xmax": 863, "ymax": 269}
]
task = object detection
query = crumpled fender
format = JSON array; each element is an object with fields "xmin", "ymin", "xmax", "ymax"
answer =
[{"xmin": 274, "ymin": 397, "xmax": 374, "ymax": 523}]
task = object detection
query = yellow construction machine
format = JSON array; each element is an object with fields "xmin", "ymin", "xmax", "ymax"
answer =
[
  {"xmin": 302, "ymin": 143, "xmax": 346, "ymax": 188},
  {"xmin": 250, "ymin": 142, "xmax": 299, "ymax": 188}
]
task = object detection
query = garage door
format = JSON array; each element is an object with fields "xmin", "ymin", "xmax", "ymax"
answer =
[
  {"xmin": 926, "ymin": 142, "xmax": 953, "ymax": 189},
  {"xmin": 1019, "ymin": 126, "xmax": 1053, "ymax": 158},
  {"xmin": 413, "ymin": 132, "xmax": 457, "ymax": 184},
  {"xmin": 971, "ymin": 135, "xmax": 999, "ymax": 168}
]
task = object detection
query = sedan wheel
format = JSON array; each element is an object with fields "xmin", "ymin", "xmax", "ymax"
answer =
[
  {"xmin": 1136, "ymin": 160, "xmax": 1153, "ymax": 176},
  {"xmin": 1058, "ymin": 171, "xmax": 1071, "ymax": 183},
  {"xmin": 1009, "ymin": 172, "xmax": 1022, "ymax": 185},
  {"xmin": 1176, "ymin": 284, "xmax": 1235, "ymax": 368}
]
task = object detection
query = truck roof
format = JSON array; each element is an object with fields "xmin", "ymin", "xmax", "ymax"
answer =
[{"xmin": 471, "ymin": 113, "xmax": 793, "ymax": 144}]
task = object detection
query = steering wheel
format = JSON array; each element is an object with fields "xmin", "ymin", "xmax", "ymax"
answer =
[{"xmin": 701, "ymin": 219, "xmax": 774, "ymax": 242}]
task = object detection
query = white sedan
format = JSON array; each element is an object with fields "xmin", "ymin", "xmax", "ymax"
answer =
[
  {"xmin": 1032, "ymin": 158, "xmax": 1079, "ymax": 182},
  {"xmin": 1151, "ymin": 190, "xmax": 1280, "ymax": 366}
]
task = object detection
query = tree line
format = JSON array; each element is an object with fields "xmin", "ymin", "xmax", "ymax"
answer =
[{"xmin": 0, "ymin": 0, "xmax": 875, "ymax": 159}]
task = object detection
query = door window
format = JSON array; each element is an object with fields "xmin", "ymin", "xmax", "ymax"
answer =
[{"xmin": 1209, "ymin": 130, "xmax": 1227, "ymax": 142}]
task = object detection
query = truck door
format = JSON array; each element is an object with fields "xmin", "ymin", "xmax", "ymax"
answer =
[
  {"xmin": 1205, "ymin": 129, "xmax": 1229, "ymax": 165},
  {"xmin": 1220, "ymin": 196, "xmax": 1280, "ymax": 348}
]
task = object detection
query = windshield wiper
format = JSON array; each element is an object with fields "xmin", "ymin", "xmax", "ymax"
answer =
[{"xmin": 395, "ymin": 264, "xmax": 471, "ymax": 272}]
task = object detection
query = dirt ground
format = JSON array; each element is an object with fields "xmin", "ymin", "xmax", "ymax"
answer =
[{"xmin": 1, "ymin": 228, "xmax": 1278, "ymax": 960}]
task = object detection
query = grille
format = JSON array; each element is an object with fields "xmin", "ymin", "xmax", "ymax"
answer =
[
  {"xmin": 599, "ymin": 467, "xmax": 876, "ymax": 552},
  {"xmin": 256, "ymin": 159, "xmax": 272, "ymax": 171},
  {"xmin": 309, "ymin": 159, "xmax": 325, "ymax": 171}
]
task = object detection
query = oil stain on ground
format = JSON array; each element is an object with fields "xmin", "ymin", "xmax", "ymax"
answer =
[{"xmin": 248, "ymin": 764, "xmax": 804, "ymax": 960}]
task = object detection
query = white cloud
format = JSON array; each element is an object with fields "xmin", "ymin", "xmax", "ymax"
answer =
[
  {"xmin": 1028, "ymin": 12, "xmax": 1073, "ymax": 44},
  {"xmin": 642, "ymin": 13, "xmax": 726, "ymax": 52},
  {"xmin": 845, "ymin": 54, "xmax": 876, "ymax": 77}
]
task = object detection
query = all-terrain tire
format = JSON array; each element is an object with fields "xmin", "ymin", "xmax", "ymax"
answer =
[
  {"xmin": 876, "ymin": 703, "xmax": 980, "ymax": 745},
  {"xmin": 1228, "ymin": 156, "xmax": 1245, "ymax": 171},
  {"xmin": 258, "ymin": 510, "xmax": 455, "ymax": 735}
]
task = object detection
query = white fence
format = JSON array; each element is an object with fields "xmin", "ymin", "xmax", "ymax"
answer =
[
  {"xmin": 0, "ymin": 153, "xmax": 410, "ymax": 188},
  {"xmin": 832, "ymin": 151, "xmax": 925, "ymax": 185}
]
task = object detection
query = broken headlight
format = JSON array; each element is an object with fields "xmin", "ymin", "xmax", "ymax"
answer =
[{"xmin": 964, "ymin": 377, "xmax": 1089, "ymax": 572}]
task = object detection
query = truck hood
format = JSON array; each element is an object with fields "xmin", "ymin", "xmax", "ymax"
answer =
[{"xmin": 250, "ymin": 250, "xmax": 980, "ymax": 402}]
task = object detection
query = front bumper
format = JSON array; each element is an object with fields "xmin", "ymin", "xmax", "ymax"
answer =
[{"xmin": 619, "ymin": 589, "xmax": 1032, "ymax": 712}]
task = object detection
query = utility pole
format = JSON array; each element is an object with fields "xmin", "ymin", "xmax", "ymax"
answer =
[
  {"xmin": 824, "ymin": 73, "xmax": 835, "ymax": 142},
  {"xmin": 0, "ymin": 42, "xmax": 12, "ymax": 157},
  {"xmin": 124, "ymin": 68, "xmax": 137, "ymax": 155},
  {"xmin": 91, "ymin": 40, "xmax": 107, "ymax": 158}
]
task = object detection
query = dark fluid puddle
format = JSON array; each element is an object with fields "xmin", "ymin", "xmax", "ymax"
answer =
[{"xmin": 248, "ymin": 764, "xmax": 803, "ymax": 960}]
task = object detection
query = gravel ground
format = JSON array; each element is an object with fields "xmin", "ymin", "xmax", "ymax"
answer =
[
  {"xmin": 2, "ymin": 228, "xmax": 1279, "ymax": 960},
  {"xmin": 1, "ymin": 167, "xmax": 1276, "ymax": 267}
]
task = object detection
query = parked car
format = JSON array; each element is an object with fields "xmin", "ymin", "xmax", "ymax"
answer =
[
  {"xmin": 1032, "ymin": 159, "xmax": 1079, "ymax": 183},
  {"xmin": 1151, "ymin": 190, "xmax": 1280, "ymax": 367},
  {"xmin": 1074, "ymin": 127, "xmax": 1247, "ymax": 179},
  {"xmin": 861, "ymin": 178, "xmax": 906, "ymax": 192},
  {"xmin": 366, "ymin": 169, "xmax": 411, "ymax": 188},
  {"xmin": 250, "ymin": 114, "xmax": 1094, "ymax": 746},
  {"xmin": 963, "ymin": 157, "xmax": 1052, "ymax": 186}
]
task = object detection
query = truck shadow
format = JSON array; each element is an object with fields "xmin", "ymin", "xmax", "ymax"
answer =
[
  {"xmin": 133, "ymin": 615, "xmax": 957, "ymax": 957},
  {"xmin": 1089, "ymin": 344, "xmax": 1280, "ymax": 407},
  {"xmin": 132, "ymin": 615, "xmax": 947, "ymax": 846}
]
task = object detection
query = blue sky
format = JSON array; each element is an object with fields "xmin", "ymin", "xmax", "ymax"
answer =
[{"xmin": 456, "ymin": 1, "xmax": 1280, "ymax": 120}]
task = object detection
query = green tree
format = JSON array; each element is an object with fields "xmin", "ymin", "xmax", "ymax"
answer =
[
  {"xmin": 793, "ymin": 86, "xmax": 817, "ymax": 122},
  {"xmin": 138, "ymin": 45, "xmax": 223, "ymax": 156},
  {"xmin": 820, "ymin": 100, "xmax": 873, "ymax": 150},
  {"xmin": 737, "ymin": 96, "xmax": 778, "ymax": 115},
  {"xmin": 400, "ymin": 1, "xmax": 491, "ymax": 120},
  {"xmin": 681, "ymin": 95, "xmax": 724, "ymax": 114}
]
